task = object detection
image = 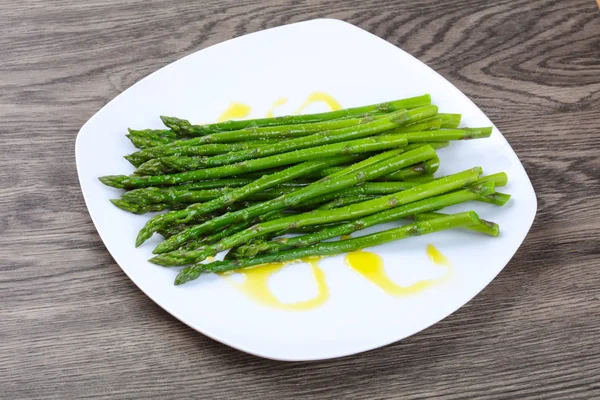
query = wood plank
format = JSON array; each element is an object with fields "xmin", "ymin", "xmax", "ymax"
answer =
[{"xmin": 1, "ymin": 0, "xmax": 599, "ymax": 398}]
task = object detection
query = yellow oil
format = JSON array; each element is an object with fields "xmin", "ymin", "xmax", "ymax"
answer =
[
  {"xmin": 426, "ymin": 244, "xmax": 449, "ymax": 266},
  {"xmin": 217, "ymin": 102, "xmax": 252, "ymax": 122},
  {"xmin": 294, "ymin": 92, "xmax": 342, "ymax": 114},
  {"xmin": 345, "ymin": 249, "xmax": 452, "ymax": 296},
  {"xmin": 341, "ymin": 234, "xmax": 352, "ymax": 240},
  {"xmin": 222, "ymin": 257, "xmax": 329, "ymax": 311},
  {"xmin": 266, "ymin": 97, "xmax": 288, "ymax": 117}
]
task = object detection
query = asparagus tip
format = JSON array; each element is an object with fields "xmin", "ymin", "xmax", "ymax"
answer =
[
  {"xmin": 110, "ymin": 199, "xmax": 141, "ymax": 214},
  {"xmin": 174, "ymin": 269, "xmax": 191, "ymax": 285},
  {"xmin": 99, "ymin": 175, "xmax": 126, "ymax": 189}
]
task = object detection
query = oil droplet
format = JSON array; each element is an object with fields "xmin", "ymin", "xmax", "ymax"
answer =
[
  {"xmin": 345, "ymin": 250, "xmax": 451, "ymax": 297},
  {"xmin": 206, "ymin": 256, "xmax": 216, "ymax": 262},
  {"xmin": 295, "ymin": 92, "xmax": 342, "ymax": 114},
  {"xmin": 222, "ymin": 257, "xmax": 329, "ymax": 311},
  {"xmin": 266, "ymin": 97, "xmax": 288, "ymax": 118},
  {"xmin": 341, "ymin": 234, "xmax": 352, "ymax": 240},
  {"xmin": 426, "ymin": 244, "xmax": 450, "ymax": 265},
  {"xmin": 217, "ymin": 102, "xmax": 252, "ymax": 122}
]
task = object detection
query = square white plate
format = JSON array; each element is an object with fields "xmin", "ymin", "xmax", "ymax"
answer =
[{"xmin": 76, "ymin": 19, "xmax": 536, "ymax": 361}]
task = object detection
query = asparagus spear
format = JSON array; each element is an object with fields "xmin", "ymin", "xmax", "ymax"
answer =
[
  {"xmin": 173, "ymin": 211, "xmax": 481, "ymax": 284},
  {"xmin": 135, "ymin": 156, "xmax": 357, "ymax": 245},
  {"xmin": 179, "ymin": 210, "xmax": 289, "ymax": 250},
  {"xmin": 244, "ymin": 172, "xmax": 505, "ymax": 254},
  {"xmin": 122, "ymin": 186, "xmax": 302, "ymax": 206},
  {"xmin": 414, "ymin": 212, "xmax": 499, "ymax": 236},
  {"xmin": 141, "ymin": 125, "xmax": 480, "ymax": 177},
  {"xmin": 400, "ymin": 127, "xmax": 492, "ymax": 141},
  {"xmin": 146, "ymin": 178, "xmax": 255, "ymax": 191},
  {"xmin": 139, "ymin": 106, "xmax": 438, "ymax": 174},
  {"xmin": 99, "ymin": 134, "xmax": 409, "ymax": 189},
  {"xmin": 125, "ymin": 141, "xmax": 274, "ymax": 167},
  {"xmin": 385, "ymin": 157, "xmax": 439, "ymax": 181},
  {"xmin": 230, "ymin": 181, "xmax": 493, "ymax": 258},
  {"xmin": 109, "ymin": 199, "xmax": 187, "ymax": 214},
  {"xmin": 438, "ymin": 114, "xmax": 462, "ymax": 128},
  {"xmin": 161, "ymin": 94, "xmax": 432, "ymax": 135},
  {"xmin": 127, "ymin": 136, "xmax": 165, "ymax": 149},
  {"xmin": 159, "ymin": 114, "xmax": 385, "ymax": 144},
  {"xmin": 272, "ymin": 173, "xmax": 504, "ymax": 236},
  {"xmin": 478, "ymin": 192, "xmax": 511, "ymax": 206},
  {"xmin": 127, "ymin": 128, "xmax": 179, "ymax": 142},
  {"xmin": 125, "ymin": 181, "xmax": 417, "ymax": 207},
  {"xmin": 297, "ymin": 181, "xmax": 423, "ymax": 209},
  {"xmin": 316, "ymin": 195, "xmax": 379, "ymax": 210},
  {"xmin": 123, "ymin": 180, "xmax": 309, "ymax": 206},
  {"xmin": 123, "ymin": 187, "xmax": 231, "ymax": 205},
  {"xmin": 151, "ymin": 146, "xmax": 438, "ymax": 253},
  {"xmin": 316, "ymin": 142, "xmax": 448, "ymax": 178},
  {"xmin": 394, "ymin": 119, "xmax": 442, "ymax": 132},
  {"xmin": 150, "ymin": 166, "xmax": 480, "ymax": 265},
  {"xmin": 133, "ymin": 115, "xmax": 442, "ymax": 151}
]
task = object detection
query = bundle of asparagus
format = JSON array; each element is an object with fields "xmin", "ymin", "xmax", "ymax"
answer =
[{"xmin": 99, "ymin": 94, "xmax": 510, "ymax": 286}]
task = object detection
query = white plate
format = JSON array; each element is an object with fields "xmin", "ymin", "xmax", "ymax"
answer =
[{"xmin": 76, "ymin": 19, "xmax": 537, "ymax": 361}]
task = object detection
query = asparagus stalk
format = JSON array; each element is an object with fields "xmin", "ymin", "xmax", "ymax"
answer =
[
  {"xmin": 127, "ymin": 128, "xmax": 179, "ymax": 142},
  {"xmin": 317, "ymin": 141, "xmax": 448, "ymax": 178},
  {"xmin": 99, "ymin": 134, "xmax": 409, "ymax": 189},
  {"xmin": 125, "ymin": 141, "xmax": 274, "ymax": 167},
  {"xmin": 297, "ymin": 181, "xmax": 423, "ymax": 209},
  {"xmin": 146, "ymin": 178, "xmax": 255, "ymax": 191},
  {"xmin": 173, "ymin": 211, "xmax": 481, "ymax": 285},
  {"xmin": 438, "ymin": 114, "xmax": 462, "ymax": 128},
  {"xmin": 127, "ymin": 136, "xmax": 165, "ymax": 149},
  {"xmin": 179, "ymin": 210, "xmax": 289, "ymax": 250},
  {"xmin": 127, "ymin": 181, "xmax": 420, "ymax": 208},
  {"xmin": 137, "ymin": 114, "xmax": 441, "ymax": 151},
  {"xmin": 414, "ymin": 212, "xmax": 499, "ymax": 236},
  {"xmin": 135, "ymin": 156, "xmax": 357, "ymax": 245},
  {"xmin": 399, "ymin": 174, "xmax": 435, "ymax": 183},
  {"xmin": 159, "ymin": 114, "xmax": 386, "ymax": 144},
  {"xmin": 109, "ymin": 199, "xmax": 187, "ymax": 214},
  {"xmin": 230, "ymin": 181, "xmax": 493, "ymax": 258},
  {"xmin": 122, "ymin": 186, "xmax": 303, "ymax": 206},
  {"xmin": 274, "ymin": 173, "xmax": 503, "ymax": 235},
  {"xmin": 477, "ymin": 172, "xmax": 508, "ymax": 187},
  {"xmin": 395, "ymin": 119, "xmax": 442, "ymax": 132},
  {"xmin": 316, "ymin": 195, "xmax": 379, "ymax": 210},
  {"xmin": 139, "ymin": 106, "xmax": 438, "ymax": 174},
  {"xmin": 478, "ymin": 192, "xmax": 511, "ymax": 206},
  {"xmin": 401, "ymin": 127, "xmax": 492, "ymax": 142},
  {"xmin": 385, "ymin": 157, "xmax": 439, "ymax": 180},
  {"xmin": 161, "ymin": 94, "xmax": 432, "ymax": 136},
  {"xmin": 123, "ymin": 187, "xmax": 231, "ymax": 205},
  {"xmin": 150, "ymin": 166, "xmax": 481, "ymax": 265},
  {"xmin": 151, "ymin": 146, "xmax": 438, "ymax": 253}
]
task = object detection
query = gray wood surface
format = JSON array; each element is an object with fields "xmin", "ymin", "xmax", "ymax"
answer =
[{"xmin": 1, "ymin": 0, "xmax": 599, "ymax": 398}]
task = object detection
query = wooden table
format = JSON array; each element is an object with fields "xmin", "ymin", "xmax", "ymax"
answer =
[{"xmin": 2, "ymin": 1, "xmax": 599, "ymax": 398}]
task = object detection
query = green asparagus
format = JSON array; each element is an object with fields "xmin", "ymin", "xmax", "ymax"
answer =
[
  {"xmin": 99, "ymin": 134, "xmax": 409, "ymax": 189},
  {"xmin": 150, "ymin": 166, "xmax": 480, "ymax": 265},
  {"xmin": 151, "ymin": 146, "xmax": 438, "ymax": 253},
  {"xmin": 141, "ymin": 106, "xmax": 438, "ymax": 173},
  {"xmin": 231, "ymin": 181, "xmax": 493, "ymax": 258},
  {"xmin": 414, "ymin": 212, "xmax": 499, "ymax": 236},
  {"xmin": 161, "ymin": 94, "xmax": 432, "ymax": 135},
  {"xmin": 135, "ymin": 156, "xmax": 356, "ymax": 245},
  {"xmin": 174, "ymin": 211, "xmax": 481, "ymax": 284}
]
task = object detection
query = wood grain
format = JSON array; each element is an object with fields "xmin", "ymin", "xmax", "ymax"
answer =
[{"xmin": 1, "ymin": 0, "xmax": 599, "ymax": 398}]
